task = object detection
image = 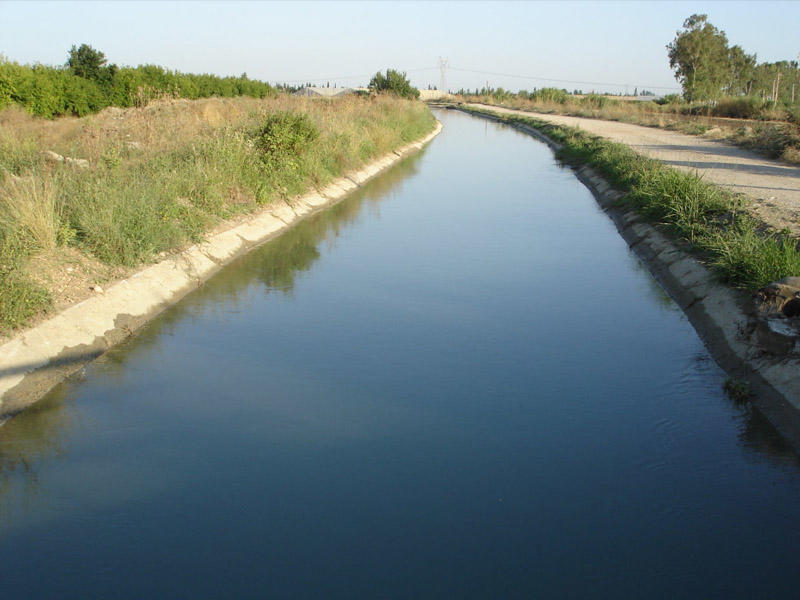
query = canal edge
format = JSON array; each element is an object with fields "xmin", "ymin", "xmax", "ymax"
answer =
[
  {"xmin": 453, "ymin": 107, "xmax": 800, "ymax": 446},
  {"xmin": 0, "ymin": 121, "xmax": 444, "ymax": 423}
]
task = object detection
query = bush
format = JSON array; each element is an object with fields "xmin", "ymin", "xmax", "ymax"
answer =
[
  {"xmin": 368, "ymin": 69, "xmax": 420, "ymax": 100},
  {"xmin": 254, "ymin": 112, "xmax": 319, "ymax": 168},
  {"xmin": 530, "ymin": 87, "xmax": 569, "ymax": 104},
  {"xmin": 711, "ymin": 96, "xmax": 763, "ymax": 119},
  {"xmin": 580, "ymin": 94, "xmax": 613, "ymax": 109},
  {"xmin": 655, "ymin": 94, "xmax": 684, "ymax": 105},
  {"xmin": 0, "ymin": 53, "xmax": 276, "ymax": 118}
]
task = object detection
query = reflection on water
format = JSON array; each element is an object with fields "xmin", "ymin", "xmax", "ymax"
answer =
[
  {"xmin": 2, "ymin": 110, "xmax": 800, "ymax": 599},
  {"xmin": 0, "ymin": 151, "xmax": 424, "ymax": 532}
]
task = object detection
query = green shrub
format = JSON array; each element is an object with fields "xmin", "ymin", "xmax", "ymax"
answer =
[
  {"xmin": 531, "ymin": 87, "xmax": 569, "ymax": 104},
  {"xmin": 254, "ymin": 112, "xmax": 319, "ymax": 168},
  {"xmin": 0, "ymin": 54, "xmax": 276, "ymax": 118},
  {"xmin": 655, "ymin": 94, "xmax": 684, "ymax": 105},
  {"xmin": 368, "ymin": 69, "xmax": 420, "ymax": 100}
]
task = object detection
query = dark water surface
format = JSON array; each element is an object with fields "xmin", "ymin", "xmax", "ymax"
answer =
[{"xmin": 2, "ymin": 110, "xmax": 800, "ymax": 598}]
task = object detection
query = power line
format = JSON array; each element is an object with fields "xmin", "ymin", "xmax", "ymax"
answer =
[
  {"xmin": 448, "ymin": 66, "xmax": 681, "ymax": 91},
  {"xmin": 273, "ymin": 63, "xmax": 680, "ymax": 93},
  {"xmin": 276, "ymin": 66, "xmax": 438, "ymax": 85}
]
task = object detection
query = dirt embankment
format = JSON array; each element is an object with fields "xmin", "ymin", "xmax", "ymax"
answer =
[{"xmin": 466, "ymin": 103, "xmax": 800, "ymax": 237}]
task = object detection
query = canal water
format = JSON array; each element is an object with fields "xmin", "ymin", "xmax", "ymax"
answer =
[{"xmin": 2, "ymin": 109, "xmax": 800, "ymax": 598}]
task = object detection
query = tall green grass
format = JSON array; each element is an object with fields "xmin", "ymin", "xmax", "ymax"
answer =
[
  {"xmin": 0, "ymin": 95, "xmax": 436, "ymax": 333},
  {"xmin": 465, "ymin": 106, "xmax": 800, "ymax": 290}
]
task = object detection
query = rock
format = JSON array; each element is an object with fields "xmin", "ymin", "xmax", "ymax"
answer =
[
  {"xmin": 43, "ymin": 150, "xmax": 65, "ymax": 163},
  {"xmin": 101, "ymin": 106, "xmax": 124, "ymax": 118},
  {"xmin": 784, "ymin": 298, "xmax": 800, "ymax": 318},
  {"xmin": 124, "ymin": 141, "xmax": 143, "ymax": 150},
  {"xmin": 90, "ymin": 285, "xmax": 104, "ymax": 294},
  {"xmin": 44, "ymin": 151, "xmax": 89, "ymax": 168},
  {"xmin": 755, "ymin": 277, "xmax": 800, "ymax": 319},
  {"xmin": 64, "ymin": 157, "xmax": 90, "ymax": 169}
]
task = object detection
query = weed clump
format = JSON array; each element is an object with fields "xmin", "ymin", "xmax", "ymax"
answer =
[{"xmin": 254, "ymin": 112, "xmax": 319, "ymax": 167}]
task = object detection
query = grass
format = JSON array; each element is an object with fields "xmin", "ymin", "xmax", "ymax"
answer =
[
  {"xmin": 463, "ymin": 106, "xmax": 800, "ymax": 291},
  {"xmin": 456, "ymin": 94, "xmax": 800, "ymax": 166},
  {"xmin": 0, "ymin": 94, "xmax": 436, "ymax": 333}
]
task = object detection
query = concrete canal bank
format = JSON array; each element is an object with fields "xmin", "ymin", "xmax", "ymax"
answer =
[
  {"xmin": 0, "ymin": 122, "xmax": 443, "ymax": 421},
  {"xmin": 453, "ymin": 106, "xmax": 800, "ymax": 444}
]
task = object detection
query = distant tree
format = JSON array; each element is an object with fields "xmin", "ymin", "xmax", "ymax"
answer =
[
  {"xmin": 67, "ymin": 44, "xmax": 115, "ymax": 84},
  {"xmin": 667, "ymin": 14, "xmax": 730, "ymax": 101},
  {"xmin": 368, "ymin": 69, "xmax": 419, "ymax": 99},
  {"xmin": 726, "ymin": 44, "xmax": 757, "ymax": 96}
]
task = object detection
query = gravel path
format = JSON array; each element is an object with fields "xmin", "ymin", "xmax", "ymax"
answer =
[{"xmin": 468, "ymin": 103, "xmax": 800, "ymax": 236}]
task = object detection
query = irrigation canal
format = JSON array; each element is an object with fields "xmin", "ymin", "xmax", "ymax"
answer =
[{"xmin": 2, "ymin": 109, "xmax": 800, "ymax": 598}]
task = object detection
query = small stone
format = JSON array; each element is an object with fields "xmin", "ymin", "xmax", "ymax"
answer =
[
  {"xmin": 64, "ymin": 157, "xmax": 90, "ymax": 169},
  {"xmin": 91, "ymin": 285, "xmax": 104, "ymax": 294},
  {"xmin": 43, "ymin": 150, "xmax": 65, "ymax": 163}
]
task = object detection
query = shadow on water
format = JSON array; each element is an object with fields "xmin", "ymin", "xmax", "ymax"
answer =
[{"xmin": 0, "ymin": 150, "xmax": 425, "ymax": 526}]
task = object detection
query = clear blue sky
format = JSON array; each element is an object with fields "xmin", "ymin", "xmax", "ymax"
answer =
[{"xmin": 2, "ymin": 1, "xmax": 798, "ymax": 94}]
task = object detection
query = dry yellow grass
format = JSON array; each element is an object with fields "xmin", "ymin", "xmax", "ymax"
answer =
[{"xmin": 0, "ymin": 93, "xmax": 436, "ymax": 333}]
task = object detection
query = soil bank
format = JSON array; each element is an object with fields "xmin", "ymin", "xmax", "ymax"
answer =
[{"xmin": 0, "ymin": 122, "xmax": 443, "ymax": 422}]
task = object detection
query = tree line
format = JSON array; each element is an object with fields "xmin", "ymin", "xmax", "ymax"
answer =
[
  {"xmin": 0, "ymin": 44, "xmax": 276, "ymax": 118},
  {"xmin": 668, "ymin": 14, "xmax": 799, "ymax": 105}
]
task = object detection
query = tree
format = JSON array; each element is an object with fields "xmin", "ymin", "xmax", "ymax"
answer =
[
  {"xmin": 67, "ymin": 44, "xmax": 106, "ymax": 79},
  {"xmin": 667, "ymin": 14, "xmax": 730, "ymax": 102},
  {"xmin": 368, "ymin": 69, "xmax": 419, "ymax": 99},
  {"xmin": 726, "ymin": 44, "xmax": 757, "ymax": 96}
]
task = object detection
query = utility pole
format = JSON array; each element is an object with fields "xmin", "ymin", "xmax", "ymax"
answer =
[
  {"xmin": 796, "ymin": 52, "xmax": 800, "ymax": 104},
  {"xmin": 438, "ymin": 57, "xmax": 449, "ymax": 94}
]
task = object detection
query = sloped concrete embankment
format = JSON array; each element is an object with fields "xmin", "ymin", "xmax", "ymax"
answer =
[
  {"xmin": 0, "ymin": 122, "xmax": 443, "ymax": 422},
  {"xmin": 457, "ymin": 108, "xmax": 800, "ymax": 445}
]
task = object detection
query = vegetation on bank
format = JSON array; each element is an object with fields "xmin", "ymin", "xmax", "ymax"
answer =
[
  {"xmin": 0, "ymin": 94, "xmax": 435, "ymax": 333},
  {"xmin": 368, "ymin": 69, "xmax": 420, "ymax": 100},
  {"xmin": 452, "ymin": 92, "xmax": 800, "ymax": 165},
  {"xmin": 0, "ymin": 45, "xmax": 276, "ymax": 118},
  {"xmin": 463, "ymin": 107, "xmax": 800, "ymax": 291}
]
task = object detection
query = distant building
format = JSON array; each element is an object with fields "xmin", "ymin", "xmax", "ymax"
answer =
[
  {"xmin": 293, "ymin": 86, "xmax": 355, "ymax": 98},
  {"xmin": 418, "ymin": 89, "xmax": 451, "ymax": 101}
]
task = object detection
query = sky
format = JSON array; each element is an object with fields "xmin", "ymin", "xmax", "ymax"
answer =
[{"xmin": 2, "ymin": 1, "xmax": 799, "ymax": 95}]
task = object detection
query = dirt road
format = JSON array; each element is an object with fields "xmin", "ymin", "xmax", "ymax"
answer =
[{"xmin": 467, "ymin": 103, "xmax": 800, "ymax": 236}]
